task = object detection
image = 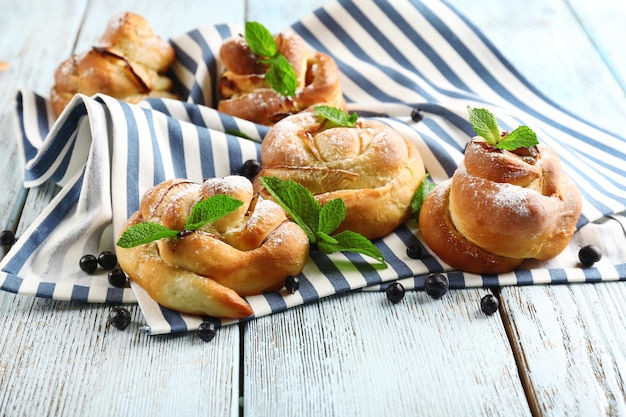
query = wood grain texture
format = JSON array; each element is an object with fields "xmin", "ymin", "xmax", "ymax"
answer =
[
  {"xmin": 0, "ymin": 2, "xmax": 247, "ymax": 417},
  {"xmin": 446, "ymin": 0, "xmax": 626, "ymax": 135},
  {"xmin": 1, "ymin": 0, "xmax": 626, "ymax": 416},
  {"xmin": 0, "ymin": 0, "xmax": 86, "ymax": 235},
  {"xmin": 244, "ymin": 290, "xmax": 531, "ymax": 417},
  {"xmin": 501, "ymin": 282, "xmax": 626, "ymax": 417},
  {"xmin": 447, "ymin": 1, "xmax": 626, "ymax": 415},
  {"xmin": 0, "ymin": 293, "xmax": 242, "ymax": 417}
]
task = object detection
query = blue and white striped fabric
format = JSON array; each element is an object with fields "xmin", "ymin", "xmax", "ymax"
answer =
[{"xmin": 2, "ymin": 0, "xmax": 626, "ymax": 335}]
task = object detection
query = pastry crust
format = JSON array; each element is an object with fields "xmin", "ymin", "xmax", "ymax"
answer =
[
  {"xmin": 253, "ymin": 111, "xmax": 427, "ymax": 240},
  {"xmin": 419, "ymin": 137, "xmax": 582, "ymax": 274},
  {"xmin": 217, "ymin": 31, "xmax": 346, "ymax": 125},
  {"xmin": 116, "ymin": 177, "xmax": 310, "ymax": 318},
  {"xmin": 50, "ymin": 12, "xmax": 177, "ymax": 116}
]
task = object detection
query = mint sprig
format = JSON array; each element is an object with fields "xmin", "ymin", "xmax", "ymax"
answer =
[
  {"xmin": 467, "ymin": 106, "xmax": 539, "ymax": 150},
  {"xmin": 410, "ymin": 174, "xmax": 436, "ymax": 216},
  {"xmin": 116, "ymin": 194, "xmax": 243, "ymax": 248},
  {"xmin": 260, "ymin": 176, "xmax": 387, "ymax": 266},
  {"xmin": 245, "ymin": 21, "xmax": 298, "ymax": 97},
  {"xmin": 314, "ymin": 105, "xmax": 359, "ymax": 128}
]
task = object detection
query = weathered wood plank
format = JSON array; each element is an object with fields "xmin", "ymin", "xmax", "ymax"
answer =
[
  {"xmin": 501, "ymin": 281, "xmax": 626, "ymax": 416},
  {"xmin": 244, "ymin": 290, "xmax": 532, "ymax": 417},
  {"xmin": 447, "ymin": 0, "xmax": 626, "ymax": 415},
  {"xmin": 446, "ymin": 0, "xmax": 626, "ymax": 134},
  {"xmin": 0, "ymin": 0, "xmax": 86, "ymax": 238},
  {"xmin": 567, "ymin": 0, "xmax": 626, "ymax": 95},
  {"xmin": 0, "ymin": 2, "xmax": 247, "ymax": 417},
  {"xmin": 247, "ymin": 0, "xmax": 329, "ymax": 32},
  {"xmin": 0, "ymin": 294, "xmax": 242, "ymax": 417}
]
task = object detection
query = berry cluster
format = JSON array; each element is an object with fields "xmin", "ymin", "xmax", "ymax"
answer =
[{"xmin": 79, "ymin": 251, "xmax": 127, "ymax": 288}]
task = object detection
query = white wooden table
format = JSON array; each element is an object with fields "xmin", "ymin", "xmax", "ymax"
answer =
[{"xmin": 1, "ymin": 1, "xmax": 625, "ymax": 416}]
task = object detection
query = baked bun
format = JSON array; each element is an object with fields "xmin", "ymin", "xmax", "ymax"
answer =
[
  {"xmin": 217, "ymin": 30, "xmax": 346, "ymax": 125},
  {"xmin": 252, "ymin": 111, "xmax": 426, "ymax": 240},
  {"xmin": 419, "ymin": 137, "xmax": 582, "ymax": 274},
  {"xmin": 116, "ymin": 176, "xmax": 310, "ymax": 318},
  {"xmin": 50, "ymin": 12, "xmax": 178, "ymax": 116}
]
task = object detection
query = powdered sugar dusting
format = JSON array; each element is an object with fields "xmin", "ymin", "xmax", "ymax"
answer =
[{"xmin": 491, "ymin": 182, "xmax": 532, "ymax": 217}]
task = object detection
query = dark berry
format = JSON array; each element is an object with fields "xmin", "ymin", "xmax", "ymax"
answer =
[
  {"xmin": 79, "ymin": 254, "xmax": 98, "ymax": 274},
  {"xmin": 285, "ymin": 276, "xmax": 300, "ymax": 294},
  {"xmin": 578, "ymin": 245, "xmax": 602, "ymax": 267},
  {"xmin": 410, "ymin": 108, "xmax": 424, "ymax": 123},
  {"xmin": 424, "ymin": 273, "xmax": 449, "ymax": 299},
  {"xmin": 386, "ymin": 282, "xmax": 405, "ymax": 304},
  {"xmin": 406, "ymin": 243, "xmax": 423, "ymax": 259},
  {"xmin": 108, "ymin": 268, "xmax": 127, "ymax": 288},
  {"xmin": 240, "ymin": 159, "xmax": 262, "ymax": 181},
  {"xmin": 198, "ymin": 321, "xmax": 218, "ymax": 342},
  {"xmin": 480, "ymin": 294, "xmax": 499, "ymax": 315},
  {"xmin": 98, "ymin": 251, "xmax": 118, "ymax": 270},
  {"xmin": 108, "ymin": 307, "xmax": 131, "ymax": 330},
  {"xmin": 0, "ymin": 230, "xmax": 15, "ymax": 246}
]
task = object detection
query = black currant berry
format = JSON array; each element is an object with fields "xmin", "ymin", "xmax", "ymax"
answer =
[
  {"xmin": 108, "ymin": 307, "xmax": 131, "ymax": 330},
  {"xmin": 410, "ymin": 108, "xmax": 424, "ymax": 123},
  {"xmin": 386, "ymin": 282, "xmax": 405, "ymax": 304},
  {"xmin": 578, "ymin": 245, "xmax": 602, "ymax": 267},
  {"xmin": 98, "ymin": 251, "xmax": 118, "ymax": 270},
  {"xmin": 79, "ymin": 254, "xmax": 98, "ymax": 274},
  {"xmin": 480, "ymin": 294, "xmax": 499, "ymax": 315},
  {"xmin": 240, "ymin": 159, "xmax": 262, "ymax": 181},
  {"xmin": 285, "ymin": 276, "xmax": 300, "ymax": 294},
  {"xmin": 406, "ymin": 243, "xmax": 423, "ymax": 259},
  {"xmin": 108, "ymin": 268, "xmax": 127, "ymax": 288},
  {"xmin": 0, "ymin": 230, "xmax": 16, "ymax": 246},
  {"xmin": 424, "ymin": 273, "xmax": 449, "ymax": 299},
  {"xmin": 198, "ymin": 321, "xmax": 218, "ymax": 342}
]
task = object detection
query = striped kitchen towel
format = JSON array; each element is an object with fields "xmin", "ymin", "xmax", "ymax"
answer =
[{"xmin": 2, "ymin": 0, "xmax": 626, "ymax": 335}]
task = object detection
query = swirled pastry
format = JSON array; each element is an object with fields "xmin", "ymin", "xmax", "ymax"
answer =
[
  {"xmin": 252, "ymin": 111, "xmax": 426, "ymax": 240},
  {"xmin": 419, "ymin": 136, "xmax": 582, "ymax": 274},
  {"xmin": 217, "ymin": 30, "xmax": 346, "ymax": 125},
  {"xmin": 116, "ymin": 176, "xmax": 310, "ymax": 318},
  {"xmin": 50, "ymin": 12, "xmax": 178, "ymax": 116}
]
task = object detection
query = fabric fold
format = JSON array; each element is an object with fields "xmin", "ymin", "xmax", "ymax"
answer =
[{"xmin": 2, "ymin": 0, "xmax": 625, "ymax": 335}]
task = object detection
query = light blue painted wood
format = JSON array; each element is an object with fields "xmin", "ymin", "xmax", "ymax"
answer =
[
  {"xmin": 0, "ymin": 2, "xmax": 245, "ymax": 417},
  {"xmin": 0, "ymin": 0, "xmax": 625, "ymax": 416}
]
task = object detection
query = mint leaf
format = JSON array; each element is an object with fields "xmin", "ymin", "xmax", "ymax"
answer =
[
  {"xmin": 245, "ymin": 21, "xmax": 277, "ymax": 57},
  {"xmin": 319, "ymin": 198, "xmax": 346, "ymax": 235},
  {"xmin": 116, "ymin": 222, "xmax": 178, "ymax": 248},
  {"xmin": 225, "ymin": 129, "xmax": 253, "ymax": 140},
  {"xmin": 260, "ymin": 176, "xmax": 320, "ymax": 242},
  {"xmin": 314, "ymin": 105, "xmax": 359, "ymax": 128},
  {"xmin": 116, "ymin": 193, "xmax": 244, "ymax": 248},
  {"xmin": 261, "ymin": 176, "xmax": 387, "ymax": 265},
  {"xmin": 244, "ymin": 21, "xmax": 298, "ymax": 97},
  {"xmin": 318, "ymin": 231, "xmax": 339, "ymax": 245},
  {"xmin": 467, "ymin": 106, "xmax": 501, "ymax": 146},
  {"xmin": 496, "ymin": 125, "xmax": 539, "ymax": 150},
  {"xmin": 265, "ymin": 53, "xmax": 298, "ymax": 97},
  {"xmin": 410, "ymin": 174, "xmax": 436, "ymax": 216},
  {"xmin": 318, "ymin": 230, "xmax": 386, "ymax": 265},
  {"xmin": 185, "ymin": 194, "xmax": 243, "ymax": 230}
]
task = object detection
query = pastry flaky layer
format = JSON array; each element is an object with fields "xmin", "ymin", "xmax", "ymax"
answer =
[
  {"xmin": 253, "ymin": 111, "xmax": 427, "ymax": 240},
  {"xmin": 116, "ymin": 176, "xmax": 310, "ymax": 318},
  {"xmin": 419, "ymin": 137, "xmax": 583, "ymax": 274},
  {"xmin": 50, "ymin": 12, "xmax": 178, "ymax": 117},
  {"xmin": 217, "ymin": 30, "xmax": 347, "ymax": 125}
]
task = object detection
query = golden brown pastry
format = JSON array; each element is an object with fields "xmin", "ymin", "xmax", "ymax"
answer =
[
  {"xmin": 116, "ymin": 176, "xmax": 310, "ymax": 318},
  {"xmin": 50, "ymin": 12, "xmax": 178, "ymax": 116},
  {"xmin": 419, "ymin": 136, "xmax": 582, "ymax": 274},
  {"xmin": 217, "ymin": 30, "xmax": 346, "ymax": 125},
  {"xmin": 252, "ymin": 111, "xmax": 426, "ymax": 240}
]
